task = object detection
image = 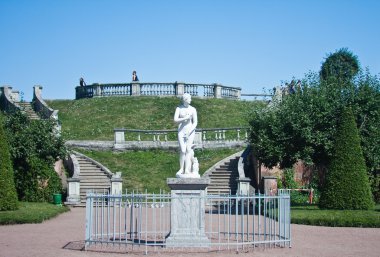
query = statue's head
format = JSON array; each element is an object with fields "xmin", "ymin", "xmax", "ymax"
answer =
[{"xmin": 182, "ymin": 93, "xmax": 191, "ymax": 105}]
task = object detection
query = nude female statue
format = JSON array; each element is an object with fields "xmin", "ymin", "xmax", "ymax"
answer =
[{"xmin": 174, "ymin": 93, "xmax": 199, "ymax": 177}]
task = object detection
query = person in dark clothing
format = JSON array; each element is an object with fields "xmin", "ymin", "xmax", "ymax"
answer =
[
  {"xmin": 79, "ymin": 77, "xmax": 86, "ymax": 87},
  {"xmin": 132, "ymin": 71, "xmax": 139, "ymax": 82}
]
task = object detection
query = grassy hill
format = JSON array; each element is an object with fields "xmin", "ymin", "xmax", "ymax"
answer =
[
  {"xmin": 46, "ymin": 97, "xmax": 264, "ymax": 192},
  {"xmin": 47, "ymin": 97, "xmax": 264, "ymax": 140}
]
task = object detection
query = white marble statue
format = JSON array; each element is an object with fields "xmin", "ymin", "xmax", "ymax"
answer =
[{"xmin": 174, "ymin": 93, "xmax": 200, "ymax": 178}]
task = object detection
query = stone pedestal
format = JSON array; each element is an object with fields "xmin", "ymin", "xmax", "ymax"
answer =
[
  {"xmin": 111, "ymin": 173, "xmax": 123, "ymax": 195},
  {"xmin": 166, "ymin": 178, "xmax": 210, "ymax": 247},
  {"xmin": 237, "ymin": 177, "xmax": 251, "ymax": 195},
  {"xmin": 66, "ymin": 177, "xmax": 81, "ymax": 204},
  {"xmin": 261, "ymin": 176, "xmax": 278, "ymax": 195},
  {"xmin": 114, "ymin": 128, "xmax": 126, "ymax": 149}
]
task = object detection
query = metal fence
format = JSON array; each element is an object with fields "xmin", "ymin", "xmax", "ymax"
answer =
[{"xmin": 85, "ymin": 191, "xmax": 291, "ymax": 254}]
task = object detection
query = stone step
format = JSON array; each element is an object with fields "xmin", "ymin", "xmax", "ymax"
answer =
[
  {"xmin": 80, "ymin": 180, "xmax": 110, "ymax": 184},
  {"xmin": 80, "ymin": 185, "xmax": 110, "ymax": 190},
  {"xmin": 80, "ymin": 175, "xmax": 109, "ymax": 180},
  {"xmin": 211, "ymin": 172, "xmax": 238, "ymax": 176},
  {"xmin": 72, "ymin": 152, "xmax": 114, "ymax": 205},
  {"xmin": 16, "ymin": 102, "xmax": 40, "ymax": 120},
  {"xmin": 80, "ymin": 168, "xmax": 106, "ymax": 172}
]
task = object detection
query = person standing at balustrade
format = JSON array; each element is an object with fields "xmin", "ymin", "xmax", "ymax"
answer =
[
  {"xmin": 132, "ymin": 70, "xmax": 139, "ymax": 81},
  {"xmin": 79, "ymin": 77, "xmax": 86, "ymax": 87}
]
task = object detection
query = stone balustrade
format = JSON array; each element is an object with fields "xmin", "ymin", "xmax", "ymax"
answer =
[
  {"xmin": 113, "ymin": 127, "xmax": 249, "ymax": 150},
  {"xmin": 0, "ymin": 86, "xmax": 21, "ymax": 113},
  {"xmin": 33, "ymin": 86, "xmax": 56, "ymax": 119},
  {"xmin": 76, "ymin": 82, "xmax": 241, "ymax": 100}
]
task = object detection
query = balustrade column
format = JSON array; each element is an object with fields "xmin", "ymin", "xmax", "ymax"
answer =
[
  {"xmin": 114, "ymin": 128, "xmax": 126, "ymax": 149},
  {"xmin": 175, "ymin": 82, "xmax": 185, "ymax": 97},
  {"xmin": 94, "ymin": 84, "xmax": 102, "ymax": 97},
  {"xmin": 235, "ymin": 88, "xmax": 242, "ymax": 99},
  {"xmin": 214, "ymin": 84, "xmax": 222, "ymax": 99},
  {"xmin": 131, "ymin": 83, "xmax": 141, "ymax": 96}
]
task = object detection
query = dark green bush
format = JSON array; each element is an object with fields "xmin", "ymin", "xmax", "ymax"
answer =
[
  {"xmin": 0, "ymin": 115, "xmax": 18, "ymax": 211},
  {"xmin": 319, "ymin": 107, "xmax": 374, "ymax": 209},
  {"xmin": 15, "ymin": 157, "xmax": 62, "ymax": 202}
]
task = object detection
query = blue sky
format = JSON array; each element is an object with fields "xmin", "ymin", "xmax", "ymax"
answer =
[{"xmin": 1, "ymin": 0, "xmax": 379, "ymax": 100}]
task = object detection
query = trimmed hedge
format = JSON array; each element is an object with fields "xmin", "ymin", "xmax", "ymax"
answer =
[
  {"xmin": 0, "ymin": 115, "xmax": 18, "ymax": 211},
  {"xmin": 319, "ymin": 107, "xmax": 374, "ymax": 210}
]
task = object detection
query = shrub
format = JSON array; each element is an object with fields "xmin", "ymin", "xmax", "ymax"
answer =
[
  {"xmin": 282, "ymin": 168, "xmax": 299, "ymax": 189},
  {"xmin": 15, "ymin": 157, "xmax": 62, "ymax": 202},
  {"xmin": 4, "ymin": 111, "xmax": 66, "ymax": 202},
  {"xmin": 0, "ymin": 115, "xmax": 18, "ymax": 211},
  {"xmin": 319, "ymin": 107, "xmax": 374, "ymax": 209}
]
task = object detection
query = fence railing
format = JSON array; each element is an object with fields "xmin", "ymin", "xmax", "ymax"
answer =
[
  {"xmin": 85, "ymin": 191, "xmax": 291, "ymax": 254},
  {"xmin": 76, "ymin": 82, "xmax": 241, "ymax": 100}
]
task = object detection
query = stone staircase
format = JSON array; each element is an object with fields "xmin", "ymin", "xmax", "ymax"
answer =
[
  {"xmin": 17, "ymin": 102, "xmax": 40, "ymax": 120},
  {"xmin": 205, "ymin": 156, "xmax": 240, "ymax": 195},
  {"xmin": 75, "ymin": 154, "xmax": 112, "ymax": 205}
]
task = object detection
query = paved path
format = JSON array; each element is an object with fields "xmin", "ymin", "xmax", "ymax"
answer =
[{"xmin": 0, "ymin": 207, "xmax": 379, "ymax": 257}]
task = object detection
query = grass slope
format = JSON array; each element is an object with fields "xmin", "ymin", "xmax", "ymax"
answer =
[
  {"xmin": 47, "ymin": 97, "xmax": 264, "ymax": 140},
  {"xmin": 77, "ymin": 148, "xmax": 241, "ymax": 193}
]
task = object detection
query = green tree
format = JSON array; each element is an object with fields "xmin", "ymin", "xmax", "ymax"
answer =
[
  {"xmin": 4, "ymin": 111, "xmax": 66, "ymax": 202},
  {"xmin": 249, "ymin": 66, "xmax": 380, "ymax": 199},
  {"xmin": 320, "ymin": 48, "xmax": 360, "ymax": 83},
  {"xmin": 0, "ymin": 115, "xmax": 18, "ymax": 210},
  {"xmin": 319, "ymin": 107, "xmax": 374, "ymax": 210}
]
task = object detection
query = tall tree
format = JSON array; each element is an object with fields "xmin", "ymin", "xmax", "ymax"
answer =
[
  {"xmin": 320, "ymin": 48, "xmax": 359, "ymax": 83},
  {"xmin": 319, "ymin": 107, "xmax": 374, "ymax": 209}
]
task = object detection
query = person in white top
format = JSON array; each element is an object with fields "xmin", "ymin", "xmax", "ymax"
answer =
[{"xmin": 174, "ymin": 93, "xmax": 198, "ymax": 176}]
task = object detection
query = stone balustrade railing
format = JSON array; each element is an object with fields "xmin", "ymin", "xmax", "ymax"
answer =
[
  {"xmin": 0, "ymin": 86, "xmax": 21, "ymax": 113},
  {"xmin": 76, "ymin": 82, "xmax": 241, "ymax": 100},
  {"xmin": 236, "ymin": 146, "xmax": 252, "ymax": 195},
  {"xmin": 33, "ymin": 86, "xmax": 57, "ymax": 119},
  {"xmin": 113, "ymin": 127, "xmax": 249, "ymax": 150}
]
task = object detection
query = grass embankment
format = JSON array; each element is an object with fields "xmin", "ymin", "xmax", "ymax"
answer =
[
  {"xmin": 77, "ymin": 148, "xmax": 241, "ymax": 193},
  {"xmin": 291, "ymin": 204, "xmax": 380, "ymax": 228},
  {"xmin": 47, "ymin": 97, "xmax": 263, "ymax": 140},
  {"xmin": 0, "ymin": 202, "xmax": 69, "ymax": 225}
]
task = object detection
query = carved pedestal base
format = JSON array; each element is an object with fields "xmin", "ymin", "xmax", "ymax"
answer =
[{"xmin": 166, "ymin": 178, "xmax": 210, "ymax": 247}]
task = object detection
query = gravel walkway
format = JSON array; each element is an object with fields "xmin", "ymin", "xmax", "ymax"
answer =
[{"xmin": 0, "ymin": 207, "xmax": 379, "ymax": 257}]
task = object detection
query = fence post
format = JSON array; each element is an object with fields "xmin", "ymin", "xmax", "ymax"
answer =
[{"xmin": 85, "ymin": 193, "xmax": 93, "ymax": 250}]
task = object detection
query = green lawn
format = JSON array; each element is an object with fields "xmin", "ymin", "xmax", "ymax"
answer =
[
  {"xmin": 77, "ymin": 148, "xmax": 241, "ymax": 193},
  {"xmin": 47, "ymin": 97, "xmax": 264, "ymax": 140},
  {"xmin": 291, "ymin": 204, "xmax": 380, "ymax": 227},
  {"xmin": 0, "ymin": 202, "xmax": 69, "ymax": 225}
]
